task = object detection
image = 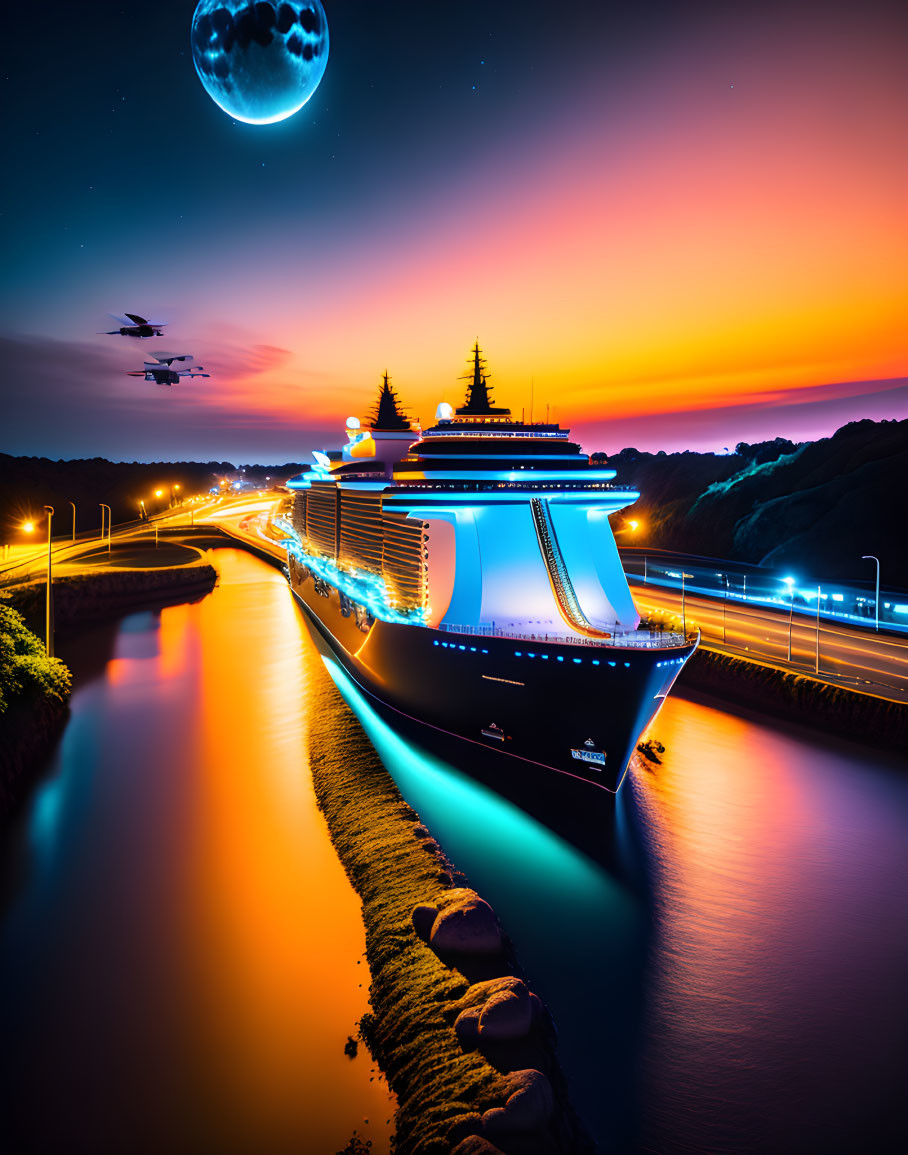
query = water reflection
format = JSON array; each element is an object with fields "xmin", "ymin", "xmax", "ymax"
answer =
[
  {"xmin": 0, "ymin": 550, "xmax": 392, "ymax": 1155},
  {"xmin": 630, "ymin": 695, "xmax": 908, "ymax": 1153},
  {"xmin": 2, "ymin": 549, "xmax": 905, "ymax": 1155}
]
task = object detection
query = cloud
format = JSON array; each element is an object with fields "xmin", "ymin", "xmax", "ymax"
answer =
[
  {"xmin": 0, "ymin": 333, "xmax": 333, "ymax": 463},
  {"xmin": 576, "ymin": 377, "xmax": 908, "ymax": 455},
  {"xmin": 204, "ymin": 342, "xmax": 293, "ymax": 379}
]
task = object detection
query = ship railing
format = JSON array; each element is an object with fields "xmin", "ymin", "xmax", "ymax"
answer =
[{"xmin": 437, "ymin": 623, "xmax": 692, "ymax": 649}]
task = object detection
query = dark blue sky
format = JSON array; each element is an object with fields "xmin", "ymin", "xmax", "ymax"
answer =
[{"xmin": 2, "ymin": 1, "xmax": 905, "ymax": 462}]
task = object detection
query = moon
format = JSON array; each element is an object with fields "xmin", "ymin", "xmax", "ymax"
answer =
[{"xmin": 191, "ymin": 1, "xmax": 329, "ymax": 126}]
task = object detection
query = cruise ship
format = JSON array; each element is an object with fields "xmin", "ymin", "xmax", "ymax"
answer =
[{"xmin": 277, "ymin": 345, "xmax": 697, "ymax": 793}]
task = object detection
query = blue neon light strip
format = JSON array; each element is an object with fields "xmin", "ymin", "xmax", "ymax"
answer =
[{"xmin": 273, "ymin": 517, "xmax": 428, "ymax": 627}]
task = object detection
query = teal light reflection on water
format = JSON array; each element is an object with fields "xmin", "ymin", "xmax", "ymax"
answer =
[
  {"xmin": 25, "ymin": 695, "xmax": 94, "ymax": 874},
  {"xmin": 321, "ymin": 655, "xmax": 646, "ymax": 1148},
  {"xmin": 321, "ymin": 655, "xmax": 620, "ymax": 914},
  {"xmin": 30, "ymin": 778, "xmax": 64, "ymax": 855}
]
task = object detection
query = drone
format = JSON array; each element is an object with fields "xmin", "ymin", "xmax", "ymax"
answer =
[
  {"xmin": 128, "ymin": 353, "xmax": 210, "ymax": 386},
  {"xmin": 101, "ymin": 312, "xmax": 167, "ymax": 338}
]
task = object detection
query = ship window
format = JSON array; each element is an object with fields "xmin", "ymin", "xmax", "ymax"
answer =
[
  {"xmin": 608, "ymin": 661, "xmax": 616, "ymax": 667},
  {"xmin": 541, "ymin": 654, "xmax": 549, "ymax": 659},
  {"xmin": 557, "ymin": 656, "xmax": 564, "ymax": 662},
  {"xmin": 624, "ymin": 662, "xmax": 630, "ymax": 667},
  {"xmin": 573, "ymin": 658, "xmax": 582, "ymax": 664},
  {"xmin": 527, "ymin": 653, "xmax": 536, "ymax": 658},
  {"xmin": 470, "ymin": 646, "xmax": 477, "ymax": 652},
  {"xmin": 482, "ymin": 649, "xmax": 489, "ymax": 654},
  {"xmin": 514, "ymin": 651, "xmax": 522, "ymax": 657},
  {"xmin": 592, "ymin": 660, "xmax": 600, "ymax": 665},
  {"xmin": 459, "ymin": 645, "xmax": 466, "ymax": 650}
]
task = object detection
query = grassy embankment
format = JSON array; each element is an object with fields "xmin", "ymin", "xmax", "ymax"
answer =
[
  {"xmin": 0, "ymin": 603, "xmax": 71, "ymax": 815},
  {"xmin": 308, "ymin": 689, "xmax": 592, "ymax": 1155},
  {"xmin": 682, "ymin": 648, "xmax": 907, "ymax": 752}
]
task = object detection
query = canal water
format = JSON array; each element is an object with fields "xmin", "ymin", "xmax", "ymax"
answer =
[
  {"xmin": 0, "ymin": 550, "xmax": 393, "ymax": 1155},
  {"xmin": 2, "ymin": 548, "xmax": 906, "ymax": 1153}
]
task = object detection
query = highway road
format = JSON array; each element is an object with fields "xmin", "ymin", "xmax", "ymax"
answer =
[
  {"xmin": 189, "ymin": 494, "xmax": 286, "ymax": 558},
  {"xmin": 0, "ymin": 494, "xmax": 270, "ymax": 586},
  {"xmin": 619, "ymin": 545, "xmax": 907, "ymax": 635},
  {"xmin": 630, "ymin": 578, "xmax": 908, "ymax": 704}
]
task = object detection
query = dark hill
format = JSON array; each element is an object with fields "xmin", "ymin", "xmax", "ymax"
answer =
[
  {"xmin": 0, "ymin": 455, "xmax": 304, "ymax": 542},
  {"xmin": 608, "ymin": 419, "xmax": 907, "ymax": 582}
]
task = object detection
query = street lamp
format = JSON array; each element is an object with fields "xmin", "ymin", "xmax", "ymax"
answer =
[
  {"xmin": 99, "ymin": 504, "xmax": 112, "ymax": 556},
  {"xmin": 861, "ymin": 555, "xmax": 880, "ymax": 632},
  {"xmin": 782, "ymin": 576, "xmax": 796, "ymax": 662},
  {"xmin": 680, "ymin": 571, "xmax": 693, "ymax": 637},
  {"xmin": 69, "ymin": 501, "xmax": 76, "ymax": 542},
  {"xmin": 22, "ymin": 520, "xmax": 35, "ymax": 534},
  {"xmin": 815, "ymin": 585, "xmax": 822, "ymax": 675},
  {"xmin": 717, "ymin": 572, "xmax": 729, "ymax": 644},
  {"xmin": 44, "ymin": 506, "xmax": 54, "ymax": 658}
]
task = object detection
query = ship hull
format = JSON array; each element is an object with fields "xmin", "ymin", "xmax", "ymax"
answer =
[{"xmin": 288, "ymin": 560, "xmax": 696, "ymax": 794}]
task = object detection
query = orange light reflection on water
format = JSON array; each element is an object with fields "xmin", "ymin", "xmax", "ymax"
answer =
[{"xmin": 159, "ymin": 552, "xmax": 392, "ymax": 1151}]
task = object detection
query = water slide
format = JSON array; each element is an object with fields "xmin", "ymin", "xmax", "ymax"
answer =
[{"xmin": 530, "ymin": 498, "xmax": 611, "ymax": 638}]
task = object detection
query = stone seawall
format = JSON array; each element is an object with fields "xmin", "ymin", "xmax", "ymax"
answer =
[
  {"xmin": 7, "ymin": 565, "xmax": 218, "ymax": 633},
  {"xmin": 681, "ymin": 648, "xmax": 907, "ymax": 753}
]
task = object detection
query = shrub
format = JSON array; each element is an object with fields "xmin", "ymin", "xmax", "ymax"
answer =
[{"xmin": 0, "ymin": 603, "xmax": 71, "ymax": 714}]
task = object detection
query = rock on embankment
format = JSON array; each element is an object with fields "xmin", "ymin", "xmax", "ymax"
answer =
[
  {"xmin": 307, "ymin": 694, "xmax": 594, "ymax": 1155},
  {"xmin": 409, "ymin": 888, "xmax": 580, "ymax": 1153}
]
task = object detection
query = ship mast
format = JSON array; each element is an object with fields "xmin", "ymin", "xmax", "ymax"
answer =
[
  {"xmin": 456, "ymin": 341, "xmax": 510, "ymax": 417},
  {"xmin": 369, "ymin": 370, "xmax": 411, "ymax": 431}
]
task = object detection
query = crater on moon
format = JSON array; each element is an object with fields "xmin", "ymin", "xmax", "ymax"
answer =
[{"xmin": 191, "ymin": 1, "xmax": 329, "ymax": 125}]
